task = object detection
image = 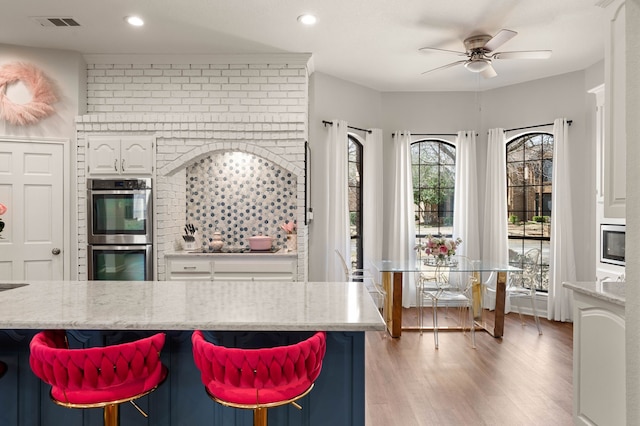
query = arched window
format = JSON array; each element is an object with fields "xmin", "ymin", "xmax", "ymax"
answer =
[
  {"xmin": 506, "ymin": 133, "xmax": 552, "ymax": 291},
  {"xmin": 411, "ymin": 139, "xmax": 456, "ymax": 246},
  {"xmin": 348, "ymin": 135, "xmax": 363, "ymax": 270}
]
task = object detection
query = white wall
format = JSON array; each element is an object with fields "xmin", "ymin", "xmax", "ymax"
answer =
[
  {"xmin": 0, "ymin": 43, "xmax": 86, "ymax": 139},
  {"xmin": 308, "ymin": 72, "xmax": 382, "ymax": 280},
  {"xmin": 0, "ymin": 43, "xmax": 86, "ymax": 279},
  {"xmin": 625, "ymin": 1, "xmax": 640, "ymax": 423},
  {"xmin": 309, "ymin": 69, "xmax": 599, "ymax": 283},
  {"xmin": 78, "ymin": 60, "xmax": 310, "ymax": 280},
  {"xmin": 481, "ymin": 71, "xmax": 596, "ymax": 281}
]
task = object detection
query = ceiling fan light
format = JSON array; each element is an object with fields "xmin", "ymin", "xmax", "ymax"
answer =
[{"xmin": 464, "ymin": 59, "xmax": 490, "ymax": 73}]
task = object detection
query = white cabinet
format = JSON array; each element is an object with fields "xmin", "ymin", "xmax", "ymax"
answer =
[
  {"xmin": 573, "ymin": 289, "xmax": 625, "ymax": 426},
  {"xmin": 165, "ymin": 257, "xmax": 212, "ymax": 281},
  {"xmin": 165, "ymin": 253, "xmax": 297, "ymax": 281},
  {"xmin": 603, "ymin": 0, "xmax": 626, "ymax": 218},
  {"xmin": 211, "ymin": 258, "xmax": 296, "ymax": 281},
  {"xmin": 87, "ymin": 136, "xmax": 154, "ymax": 176}
]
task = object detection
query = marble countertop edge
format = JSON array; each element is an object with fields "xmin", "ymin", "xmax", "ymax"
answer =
[
  {"xmin": 563, "ymin": 281, "xmax": 625, "ymax": 306},
  {"xmin": 0, "ymin": 280, "xmax": 386, "ymax": 332}
]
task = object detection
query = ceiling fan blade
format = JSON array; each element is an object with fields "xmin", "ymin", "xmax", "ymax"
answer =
[
  {"xmin": 419, "ymin": 46, "xmax": 467, "ymax": 56},
  {"xmin": 421, "ymin": 60, "xmax": 467, "ymax": 75},
  {"xmin": 492, "ymin": 50, "xmax": 552, "ymax": 60},
  {"xmin": 481, "ymin": 64, "xmax": 497, "ymax": 79},
  {"xmin": 483, "ymin": 29, "xmax": 517, "ymax": 52}
]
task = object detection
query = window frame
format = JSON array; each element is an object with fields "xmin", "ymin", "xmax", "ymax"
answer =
[
  {"xmin": 505, "ymin": 131, "xmax": 553, "ymax": 292},
  {"xmin": 348, "ymin": 134, "xmax": 364, "ymax": 271},
  {"xmin": 411, "ymin": 138, "xmax": 457, "ymax": 241}
]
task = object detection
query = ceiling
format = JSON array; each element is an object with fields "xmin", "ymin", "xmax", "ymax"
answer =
[{"xmin": 1, "ymin": 0, "xmax": 605, "ymax": 92}]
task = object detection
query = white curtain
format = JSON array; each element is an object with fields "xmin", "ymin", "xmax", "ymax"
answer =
[
  {"xmin": 548, "ymin": 118, "xmax": 576, "ymax": 321},
  {"xmin": 482, "ymin": 128, "xmax": 509, "ymax": 307},
  {"xmin": 389, "ymin": 131, "xmax": 416, "ymax": 307},
  {"xmin": 482, "ymin": 128, "xmax": 509, "ymax": 265},
  {"xmin": 363, "ymin": 129, "xmax": 383, "ymax": 272},
  {"xmin": 326, "ymin": 120, "xmax": 350, "ymax": 281},
  {"xmin": 453, "ymin": 131, "xmax": 480, "ymax": 260}
]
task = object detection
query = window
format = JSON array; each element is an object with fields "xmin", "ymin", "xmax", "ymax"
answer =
[
  {"xmin": 411, "ymin": 139, "xmax": 456, "ymax": 247},
  {"xmin": 506, "ymin": 133, "xmax": 552, "ymax": 291},
  {"xmin": 348, "ymin": 135, "xmax": 363, "ymax": 270}
]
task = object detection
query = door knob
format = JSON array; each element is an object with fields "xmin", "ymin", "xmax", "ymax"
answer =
[{"xmin": 52, "ymin": 248, "xmax": 61, "ymax": 255}]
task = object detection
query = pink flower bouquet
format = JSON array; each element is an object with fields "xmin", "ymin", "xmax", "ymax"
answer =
[
  {"xmin": 281, "ymin": 221, "xmax": 296, "ymax": 234},
  {"xmin": 0, "ymin": 202, "xmax": 6, "ymax": 236},
  {"xmin": 415, "ymin": 235, "xmax": 462, "ymax": 261}
]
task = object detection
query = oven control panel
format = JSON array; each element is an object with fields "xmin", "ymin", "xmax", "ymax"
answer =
[{"xmin": 87, "ymin": 178, "xmax": 152, "ymax": 190}]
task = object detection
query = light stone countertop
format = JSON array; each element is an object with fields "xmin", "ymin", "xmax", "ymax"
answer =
[
  {"xmin": 0, "ymin": 280, "xmax": 385, "ymax": 331},
  {"xmin": 563, "ymin": 281, "xmax": 625, "ymax": 307},
  {"xmin": 165, "ymin": 250, "xmax": 297, "ymax": 257}
]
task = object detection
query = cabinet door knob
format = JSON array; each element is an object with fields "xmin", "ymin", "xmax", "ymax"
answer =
[
  {"xmin": 114, "ymin": 159, "xmax": 118, "ymax": 171},
  {"xmin": 52, "ymin": 248, "xmax": 61, "ymax": 255},
  {"xmin": 121, "ymin": 158, "xmax": 125, "ymax": 172}
]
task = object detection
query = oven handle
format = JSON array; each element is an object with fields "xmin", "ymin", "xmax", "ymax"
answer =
[
  {"xmin": 87, "ymin": 189, "xmax": 151, "ymax": 195},
  {"xmin": 88, "ymin": 244, "xmax": 153, "ymax": 251}
]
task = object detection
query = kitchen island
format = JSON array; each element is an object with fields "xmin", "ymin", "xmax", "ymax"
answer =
[{"xmin": 0, "ymin": 280, "xmax": 384, "ymax": 426}]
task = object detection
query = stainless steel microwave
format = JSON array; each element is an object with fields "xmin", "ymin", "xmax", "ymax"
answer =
[{"xmin": 601, "ymin": 224, "xmax": 625, "ymax": 267}]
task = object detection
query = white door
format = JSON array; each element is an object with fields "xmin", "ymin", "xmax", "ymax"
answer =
[{"xmin": 0, "ymin": 140, "xmax": 65, "ymax": 280}]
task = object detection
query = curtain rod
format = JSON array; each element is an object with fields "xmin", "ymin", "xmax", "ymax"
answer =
[
  {"xmin": 392, "ymin": 132, "xmax": 457, "ymax": 137},
  {"xmin": 391, "ymin": 132, "xmax": 477, "ymax": 137},
  {"xmin": 505, "ymin": 120, "xmax": 572, "ymax": 133},
  {"xmin": 322, "ymin": 120, "xmax": 372, "ymax": 134}
]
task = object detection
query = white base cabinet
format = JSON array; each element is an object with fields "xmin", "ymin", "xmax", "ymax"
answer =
[
  {"xmin": 573, "ymin": 291, "xmax": 625, "ymax": 426},
  {"xmin": 165, "ymin": 253, "xmax": 297, "ymax": 282}
]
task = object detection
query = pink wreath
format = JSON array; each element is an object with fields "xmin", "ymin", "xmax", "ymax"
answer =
[{"xmin": 0, "ymin": 62, "xmax": 57, "ymax": 126}]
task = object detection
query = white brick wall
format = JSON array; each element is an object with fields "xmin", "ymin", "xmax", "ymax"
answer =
[
  {"xmin": 78, "ymin": 61, "xmax": 309, "ymax": 281},
  {"xmin": 87, "ymin": 63, "xmax": 307, "ymax": 115}
]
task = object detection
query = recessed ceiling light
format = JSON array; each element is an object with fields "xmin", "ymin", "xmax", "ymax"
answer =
[
  {"xmin": 297, "ymin": 14, "xmax": 317, "ymax": 25},
  {"xmin": 125, "ymin": 16, "xmax": 144, "ymax": 27}
]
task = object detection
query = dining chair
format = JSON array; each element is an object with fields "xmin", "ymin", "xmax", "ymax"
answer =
[
  {"xmin": 507, "ymin": 248, "xmax": 543, "ymax": 334},
  {"xmin": 484, "ymin": 248, "xmax": 542, "ymax": 334},
  {"xmin": 335, "ymin": 249, "xmax": 372, "ymax": 282},
  {"xmin": 417, "ymin": 259, "xmax": 476, "ymax": 349},
  {"xmin": 335, "ymin": 249, "xmax": 386, "ymax": 313}
]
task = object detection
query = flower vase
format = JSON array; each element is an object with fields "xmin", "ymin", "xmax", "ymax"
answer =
[{"xmin": 286, "ymin": 234, "xmax": 297, "ymax": 252}]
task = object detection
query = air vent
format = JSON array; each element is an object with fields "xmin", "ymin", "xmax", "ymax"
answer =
[{"xmin": 32, "ymin": 17, "xmax": 81, "ymax": 27}]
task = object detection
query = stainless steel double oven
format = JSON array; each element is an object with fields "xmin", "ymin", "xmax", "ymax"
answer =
[{"xmin": 87, "ymin": 178, "xmax": 153, "ymax": 280}]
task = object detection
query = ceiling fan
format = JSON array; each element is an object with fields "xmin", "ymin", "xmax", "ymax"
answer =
[{"xmin": 419, "ymin": 29, "xmax": 551, "ymax": 78}]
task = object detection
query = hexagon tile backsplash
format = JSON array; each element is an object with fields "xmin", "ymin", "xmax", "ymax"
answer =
[{"xmin": 185, "ymin": 151, "xmax": 297, "ymax": 251}]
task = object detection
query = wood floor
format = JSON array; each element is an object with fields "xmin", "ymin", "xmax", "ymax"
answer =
[{"xmin": 365, "ymin": 308, "xmax": 573, "ymax": 426}]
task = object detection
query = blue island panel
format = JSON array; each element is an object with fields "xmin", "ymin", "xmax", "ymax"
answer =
[{"xmin": 0, "ymin": 330, "xmax": 365, "ymax": 426}]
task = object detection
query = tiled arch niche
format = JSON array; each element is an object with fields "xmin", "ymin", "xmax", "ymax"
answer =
[
  {"xmin": 76, "ymin": 113, "xmax": 308, "ymax": 281},
  {"xmin": 160, "ymin": 141, "xmax": 303, "ymax": 247}
]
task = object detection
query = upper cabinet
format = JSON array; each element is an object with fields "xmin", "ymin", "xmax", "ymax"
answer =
[
  {"xmin": 87, "ymin": 135, "xmax": 155, "ymax": 176},
  {"xmin": 603, "ymin": 0, "xmax": 626, "ymax": 218}
]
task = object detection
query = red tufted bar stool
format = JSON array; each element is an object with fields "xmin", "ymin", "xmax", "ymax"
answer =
[
  {"xmin": 192, "ymin": 330, "xmax": 326, "ymax": 426},
  {"xmin": 29, "ymin": 330, "xmax": 167, "ymax": 426}
]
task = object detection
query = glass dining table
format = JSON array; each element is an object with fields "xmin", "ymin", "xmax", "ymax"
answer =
[{"xmin": 373, "ymin": 257, "xmax": 522, "ymax": 338}]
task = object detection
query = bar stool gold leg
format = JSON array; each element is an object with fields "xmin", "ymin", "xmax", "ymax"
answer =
[
  {"xmin": 253, "ymin": 407, "xmax": 267, "ymax": 426},
  {"xmin": 103, "ymin": 404, "xmax": 119, "ymax": 426}
]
